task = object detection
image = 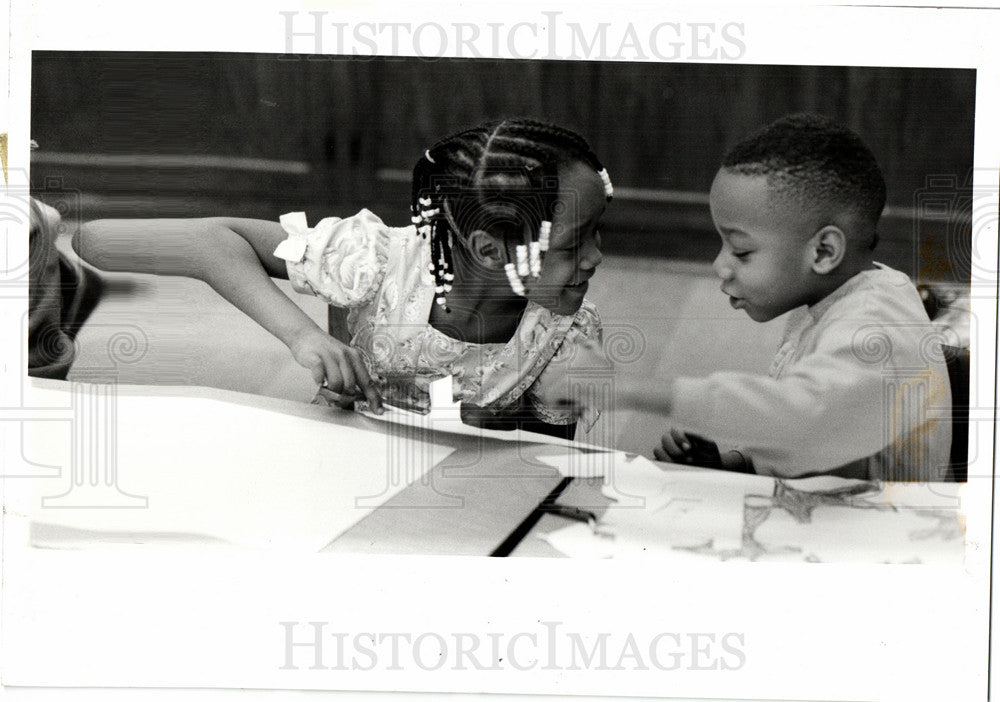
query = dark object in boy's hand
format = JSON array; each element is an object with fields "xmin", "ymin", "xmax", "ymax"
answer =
[
  {"xmin": 655, "ymin": 430, "xmax": 754, "ymax": 472},
  {"xmin": 655, "ymin": 429, "xmax": 724, "ymax": 467}
]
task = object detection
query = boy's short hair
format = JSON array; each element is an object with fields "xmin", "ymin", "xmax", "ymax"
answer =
[{"xmin": 722, "ymin": 113, "xmax": 887, "ymax": 247}]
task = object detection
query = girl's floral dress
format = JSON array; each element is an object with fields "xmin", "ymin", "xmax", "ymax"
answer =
[{"xmin": 274, "ymin": 210, "xmax": 603, "ymax": 428}]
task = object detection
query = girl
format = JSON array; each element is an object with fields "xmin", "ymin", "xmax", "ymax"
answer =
[{"xmin": 74, "ymin": 119, "xmax": 614, "ymax": 438}]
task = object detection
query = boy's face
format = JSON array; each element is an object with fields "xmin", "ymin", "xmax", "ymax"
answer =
[{"xmin": 709, "ymin": 169, "xmax": 821, "ymax": 322}]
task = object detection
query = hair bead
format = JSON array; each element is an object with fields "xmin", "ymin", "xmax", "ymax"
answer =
[
  {"xmin": 538, "ymin": 220, "xmax": 552, "ymax": 252},
  {"xmin": 515, "ymin": 244, "xmax": 530, "ymax": 278},
  {"xmin": 504, "ymin": 263, "xmax": 526, "ymax": 297},
  {"xmin": 598, "ymin": 168, "xmax": 614, "ymax": 199},
  {"xmin": 528, "ymin": 241, "xmax": 542, "ymax": 277},
  {"xmin": 412, "ymin": 119, "xmax": 610, "ymax": 310}
]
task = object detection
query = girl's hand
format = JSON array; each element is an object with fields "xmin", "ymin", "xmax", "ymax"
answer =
[
  {"xmin": 289, "ymin": 328, "xmax": 383, "ymax": 413},
  {"xmin": 312, "ymin": 385, "xmax": 361, "ymax": 411}
]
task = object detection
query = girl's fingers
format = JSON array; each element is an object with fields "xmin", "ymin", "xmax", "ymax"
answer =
[
  {"xmin": 308, "ymin": 362, "xmax": 327, "ymax": 386},
  {"xmin": 653, "ymin": 446, "xmax": 668, "ymax": 462},
  {"xmin": 312, "ymin": 386, "xmax": 337, "ymax": 406},
  {"xmin": 315, "ymin": 386, "xmax": 340, "ymax": 402},
  {"xmin": 346, "ymin": 351, "xmax": 383, "ymax": 413},
  {"xmin": 314, "ymin": 386, "xmax": 359, "ymax": 410},
  {"xmin": 316, "ymin": 386, "xmax": 353, "ymax": 402},
  {"xmin": 320, "ymin": 356, "xmax": 345, "ymax": 394},
  {"xmin": 337, "ymin": 355, "xmax": 358, "ymax": 397},
  {"xmin": 299, "ymin": 349, "xmax": 328, "ymax": 386}
]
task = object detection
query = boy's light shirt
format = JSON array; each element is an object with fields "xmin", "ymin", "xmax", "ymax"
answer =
[{"xmin": 668, "ymin": 264, "xmax": 952, "ymax": 481}]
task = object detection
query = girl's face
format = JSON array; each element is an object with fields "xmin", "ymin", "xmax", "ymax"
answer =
[{"xmin": 523, "ymin": 160, "xmax": 607, "ymax": 316}]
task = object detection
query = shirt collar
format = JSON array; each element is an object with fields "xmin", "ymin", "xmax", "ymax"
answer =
[{"xmin": 807, "ymin": 262, "xmax": 886, "ymax": 321}]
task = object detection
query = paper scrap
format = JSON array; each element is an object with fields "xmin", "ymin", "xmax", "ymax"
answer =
[{"xmin": 428, "ymin": 374, "xmax": 460, "ymax": 413}]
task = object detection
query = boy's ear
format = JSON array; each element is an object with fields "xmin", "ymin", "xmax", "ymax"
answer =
[
  {"xmin": 809, "ymin": 225, "xmax": 847, "ymax": 274},
  {"xmin": 466, "ymin": 230, "xmax": 507, "ymax": 268}
]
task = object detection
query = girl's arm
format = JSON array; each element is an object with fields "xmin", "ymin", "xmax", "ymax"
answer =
[
  {"xmin": 73, "ymin": 217, "xmax": 382, "ymax": 410},
  {"xmin": 75, "ymin": 217, "xmax": 298, "ymax": 333}
]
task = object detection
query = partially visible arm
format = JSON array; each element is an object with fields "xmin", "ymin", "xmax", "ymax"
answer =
[
  {"xmin": 74, "ymin": 217, "xmax": 312, "ymax": 347},
  {"xmin": 73, "ymin": 217, "xmax": 382, "ymax": 409},
  {"xmin": 74, "ymin": 217, "xmax": 290, "ymax": 276}
]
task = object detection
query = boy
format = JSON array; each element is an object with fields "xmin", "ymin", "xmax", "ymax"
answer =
[{"xmin": 627, "ymin": 113, "xmax": 951, "ymax": 481}]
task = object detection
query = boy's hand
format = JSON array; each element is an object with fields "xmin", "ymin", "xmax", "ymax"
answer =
[
  {"xmin": 654, "ymin": 429, "xmax": 753, "ymax": 472},
  {"xmin": 654, "ymin": 429, "xmax": 724, "ymax": 467},
  {"xmin": 289, "ymin": 327, "xmax": 383, "ymax": 413}
]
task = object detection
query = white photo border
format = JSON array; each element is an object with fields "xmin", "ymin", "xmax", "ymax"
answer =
[{"xmin": 2, "ymin": 2, "xmax": 998, "ymax": 702}]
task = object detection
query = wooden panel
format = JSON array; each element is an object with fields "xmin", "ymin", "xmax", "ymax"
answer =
[
  {"xmin": 31, "ymin": 54, "xmax": 976, "ymax": 197},
  {"xmin": 30, "ymin": 53, "xmax": 976, "ymax": 281}
]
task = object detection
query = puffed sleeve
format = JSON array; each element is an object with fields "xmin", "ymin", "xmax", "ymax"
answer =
[
  {"xmin": 526, "ymin": 301, "xmax": 608, "ymax": 430},
  {"xmin": 272, "ymin": 209, "xmax": 389, "ymax": 308}
]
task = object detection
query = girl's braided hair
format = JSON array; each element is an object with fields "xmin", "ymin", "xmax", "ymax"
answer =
[{"xmin": 410, "ymin": 118, "xmax": 612, "ymax": 310}]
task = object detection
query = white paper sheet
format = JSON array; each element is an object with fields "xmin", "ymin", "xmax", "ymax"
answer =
[
  {"xmin": 22, "ymin": 385, "xmax": 455, "ymax": 552},
  {"xmin": 534, "ymin": 452, "xmax": 964, "ymax": 563}
]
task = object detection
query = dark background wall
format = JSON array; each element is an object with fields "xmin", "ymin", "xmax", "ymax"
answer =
[{"xmin": 30, "ymin": 52, "xmax": 976, "ymax": 283}]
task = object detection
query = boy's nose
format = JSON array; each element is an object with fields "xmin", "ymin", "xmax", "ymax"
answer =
[{"xmin": 712, "ymin": 253, "xmax": 734, "ymax": 280}]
